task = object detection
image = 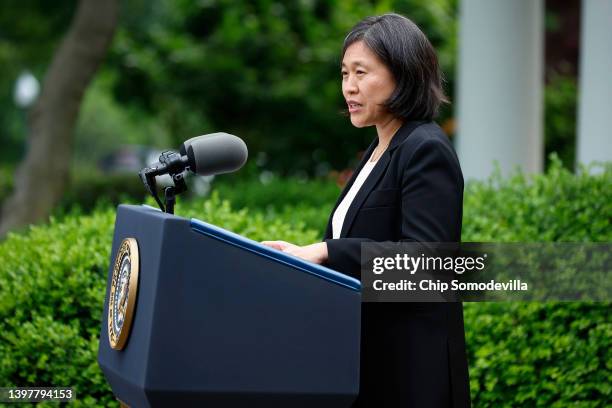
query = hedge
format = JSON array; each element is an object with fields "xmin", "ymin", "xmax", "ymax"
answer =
[
  {"xmin": 463, "ymin": 157, "xmax": 611, "ymax": 243},
  {"xmin": 464, "ymin": 158, "xmax": 611, "ymax": 406},
  {"xmin": 0, "ymin": 158, "xmax": 610, "ymax": 406},
  {"xmin": 464, "ymin": 302, "xmax": 610, "ymax": 407},
  {"xmin": 0, "ymin": 196, "xmax": 319, "ymax": 407}
]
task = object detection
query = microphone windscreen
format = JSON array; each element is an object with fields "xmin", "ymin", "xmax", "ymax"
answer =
[
  {"xmin": 187, "ymin": 133, "xmax": 248, "ymax": 176},
  {"xmin": 180, "ymin": 133, "xmax": 224, "ymax": 156}
]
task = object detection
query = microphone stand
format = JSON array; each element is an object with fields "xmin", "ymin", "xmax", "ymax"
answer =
[{"xmin": 163, "ymin": 173, "xmax": 187, "ymax": 215}]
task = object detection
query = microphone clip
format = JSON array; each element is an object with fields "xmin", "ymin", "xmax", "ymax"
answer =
[{"xmin": 139, "ymin": 150, "xmax": 189, "ymax": 214}]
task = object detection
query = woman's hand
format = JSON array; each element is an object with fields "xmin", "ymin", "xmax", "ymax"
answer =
[
  {"xmin": 261, "ymin": 241, "xmax": 328, "ymax": 265},
  {"xmin": 260, "ymin": 240, "xmax": 299, "ymax": 252},
  {"xmin": 284, "ymin": 242, "xmax": 328, "ymax": 264}
]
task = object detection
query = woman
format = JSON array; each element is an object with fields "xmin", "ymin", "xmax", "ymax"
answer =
[{"xmin": 263, "ymin": 13, "xmax": 470, "ymax": 407}]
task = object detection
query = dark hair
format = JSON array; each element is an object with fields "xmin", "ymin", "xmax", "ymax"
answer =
[{"xmin": 342, "ymin": 13, "xmax": 448, "ymax": 121}]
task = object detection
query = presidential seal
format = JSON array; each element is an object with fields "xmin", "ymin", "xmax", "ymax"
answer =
[{"xmin": 108, "ymin": 238, "xmax": 139, "ymax": 350}]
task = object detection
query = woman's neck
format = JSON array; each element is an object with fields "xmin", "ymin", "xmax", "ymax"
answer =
[{"xmin": 375, "ymin": 116, "xmax": 404, "ymax": 148}]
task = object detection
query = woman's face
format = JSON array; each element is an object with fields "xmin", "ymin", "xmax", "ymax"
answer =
[{"xmin": 341, "ymin": 41, "xmax": 397, "ymax": 128}]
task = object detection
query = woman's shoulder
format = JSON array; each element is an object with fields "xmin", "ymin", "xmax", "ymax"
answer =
[
  {"xmin": 391, "ymin": 121, "xmax": 463, "ymax": 183},
  {"xmin": 395, "ymin": 121, "xmax": 457, "ymax": 159}
]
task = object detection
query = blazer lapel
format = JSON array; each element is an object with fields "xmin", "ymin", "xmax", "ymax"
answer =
[
  {"xmin": 323, "ymin": 138, "xmax": 378, "ymax": 239},
  {"xmin": 338, "ymin": 120, "xmax": 426, "ymax": 238},
  {"xmin": 339, "ymin": 150, "xmax": 391, "ymax": 237}
]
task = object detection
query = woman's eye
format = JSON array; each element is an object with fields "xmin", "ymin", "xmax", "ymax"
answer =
[
  {"xmin": 356, "ymin": 70, "xmax": 365, "ymax": 75},
  {"xmin": 341, "ymin": 71, "xmax": 348, "ymax": 77}
]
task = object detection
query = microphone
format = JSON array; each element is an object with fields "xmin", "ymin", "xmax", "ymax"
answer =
[
  {"xmin": 143, "ymin": 132, "xmax": 248, "ymax": 178},
  {"xmin": 186, "ymin": 133, "xmax": 248, "ymax": 176},
  {"xmin": 139, "ymin": 132, "xmax": 248, "ymax": 213},
  {"xmin": 179, "ymin": 134, "xmax": 210, "ymax": 155}
]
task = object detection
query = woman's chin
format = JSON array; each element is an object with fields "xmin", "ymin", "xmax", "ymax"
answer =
[{"xmin": 350, "ymin": 116, "xmax": 369, "ymax": 128}]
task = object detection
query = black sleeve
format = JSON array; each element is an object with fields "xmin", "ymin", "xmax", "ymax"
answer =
[{"xmin": 324, "ymin": 138, "xmax": 463, "ymax": 279}]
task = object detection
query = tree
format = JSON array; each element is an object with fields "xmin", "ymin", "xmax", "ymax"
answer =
[
  {"xmin": 0, "ymin": 0, "xmax": 118, "ymax": 237},
  {"xmin": 105, "ymin": 0, "xmax": 457, "ymax": 175}
]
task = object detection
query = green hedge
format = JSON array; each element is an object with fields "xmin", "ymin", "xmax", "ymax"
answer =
[
  {"xmin": 0, "ymin": 208, "xmax": 116, "ymax": 407},
  {"xmin": 462, "ymin": 158, "xmax": 611, "ymax": 406},
  {"xmin": 210, "ymin": 176, "xmax": 341, "ymax": 211},
  {"xmin": 0, "ymin": 159, "xmax": 610, "ymax": 406},
  {"xmin": 464, "ymin": 302, "xmax": 610, "ymax": 407},
  {"xmin": 0, "ymin": 165, "xmax": 338, "ymax": 224},
  {"xmin": 463, "ymin": 156, "xmax": 611, "ymax": 242},
  {"xmin": 0, "ymin": 195, "xmax": 319, "ymax": 407}
]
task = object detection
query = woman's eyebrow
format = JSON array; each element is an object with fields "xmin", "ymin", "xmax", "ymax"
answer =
[{"xmin": 341, "ymin": 60, "xmax": 367, "ymax": 68}]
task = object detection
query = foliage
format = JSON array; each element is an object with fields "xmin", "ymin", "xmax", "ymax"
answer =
[
  {"xmin": 0, "ymin": 194, "xmax": 319, "ymax": 406},
  {"xmin": 73, "ymin": 74, "xmax": 173, "ymax": 167},
  {"xmin": 176, "ymin": 192, "xmax": 320, "ymax": 245},
  {"xmin": 219, "ymin": 154, "xmax": 612, "ymax": 240},
  {"xmin": 0, "ymin": 159, "xmax": 610, "ymax": 405},
  {"xmin": 0, "ymin": 207, "xmax": 116, "ymax": 406},
  {"xmin": 0, "ymin": 161, "xmax": 340, "ymax": 230},
  {"xmin": 211, "ymin": 175, "xmax": 340, "ymax": 211},
  {"xmin": 263, "ymin": 203, "xmax": 332, "ymax": 237},
  {"xmin": 103, "ymin": 0, "xmax": 458, "ymax": 174},
  {"xmin": 0, "ymin": 0, "xmax": 75, "ymax": 163},
  {"xmin": 544, "ymin": 74, "xmax": 578, "ymax": 170},
  {"xmin": 209, "ymin": 175, "xmax": 340, "ymax": 236},
  {"xmin": 1, "ymin": 0, "xmax": 580, "ymax": 183},
  {"xmin": 0, "ymin": 166, "xmax": 14, "ymax": 208},
  {"xmin": 461, "ymin": 157, "xmax": 611, "ymax": 406},
  {"xmin": 463, "ymin": 155, "xmax": 611, "ymax": 243},
  {"xmin": 0, "ymin": 167, "xmax": 146, "ymax": 224},
  {"xmin": 58, "ymin": 170, "xmax": 147, "ymax": 215},
  {"xmin": 464, "ymin": 302, "xmax": 611, "ymax": 407}
]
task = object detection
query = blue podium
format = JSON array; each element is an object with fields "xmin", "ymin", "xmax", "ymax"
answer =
[{"xmin": 97, "ymin": 205, "xmax": 361, "ymax": 407}]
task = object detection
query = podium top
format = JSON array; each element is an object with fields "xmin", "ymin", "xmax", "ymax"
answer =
[{"xmin": 190, "ymin": 217, "xmax": 361, "ymax": 291}]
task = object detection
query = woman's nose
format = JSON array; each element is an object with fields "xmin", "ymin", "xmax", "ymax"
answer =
[{"xmin": 344, "ymin": 76, "xmax": 358, "ymax": 95}]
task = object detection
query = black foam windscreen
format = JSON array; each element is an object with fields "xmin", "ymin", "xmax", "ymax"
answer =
[
  {"xmin": 186, "ymin": 133, "xmax": 248, "ymax": 176},
  {"xmin": 180, "ymin": 133, "xmax": 224, "ymax": 156}
]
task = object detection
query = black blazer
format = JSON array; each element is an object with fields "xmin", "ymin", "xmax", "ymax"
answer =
[{"xmin": 323, "ymin": 121, "xmax": 471, "ymax": 407}]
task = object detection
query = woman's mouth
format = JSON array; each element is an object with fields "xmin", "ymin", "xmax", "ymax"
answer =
[{"xmin": 348, "ymin": 103, "xmax": 362, "ymax": 113}]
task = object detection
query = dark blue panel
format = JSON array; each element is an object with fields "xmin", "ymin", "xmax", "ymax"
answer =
[{"xmin": 190, "ymin": 218, "xmax": 361, "ymax": 291}]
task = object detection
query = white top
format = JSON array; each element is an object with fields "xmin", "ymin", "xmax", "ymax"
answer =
[{"xmin": 332, "ymin": 154, "xmax": 378, "ymax": 239}]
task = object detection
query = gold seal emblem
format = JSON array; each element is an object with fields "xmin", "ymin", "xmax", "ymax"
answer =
[{"xmin": 108, "ymin": 238, "xmax": 139, "ymax": 350}]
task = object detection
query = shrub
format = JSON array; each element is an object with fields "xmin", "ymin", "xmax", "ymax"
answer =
[
  {"xmin": 464, "ymin": 302, "xmax": 611, "ymax": 407},
  {"xmin": 0, "ymin": 194, "xmax": 319, "ymax": 406},
  {"xmin": 210, "ymin": 175, "xmax": 341, "ymax": 211},
  {"xmin": 461, "ymin": 157, "xmax": 611, "ymax": 406},
  {"xmin": 263, "ymin": 203, "xmax": 332, "ymax": 237},
  {"xmin": 0, "ymin": 208, "xmax": 116, "ymax": 407},
  {"xmin": 0, "ymin": 165, "xmax": 339, "ymax": 228},
  {"xmin": 194, "ymin": 175, "xmax": 338, "ymax": 235},
  {"xmin": 463, "ymin": 156, "xmax": 611, "ymax": 243},
  {"xmin": 0, "ymin": 159, "xmax": 610, "ymax": 406}
]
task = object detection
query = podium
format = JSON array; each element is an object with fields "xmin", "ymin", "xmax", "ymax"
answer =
[{"xmin": 98, "ymin": 205, "xmax": 361, "ymax": 407}]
